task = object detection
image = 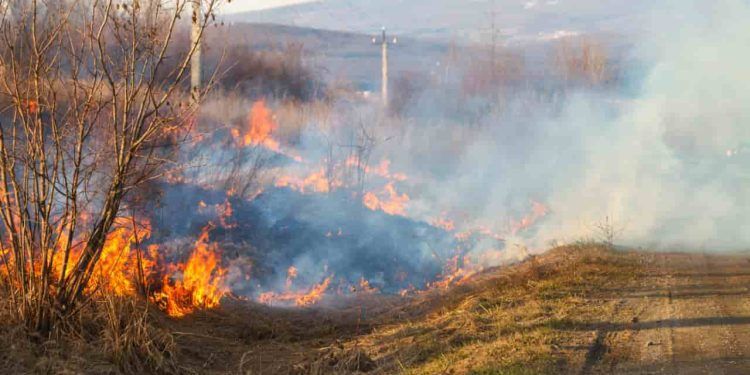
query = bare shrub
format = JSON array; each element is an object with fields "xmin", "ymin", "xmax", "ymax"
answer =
[
  {"xmin": 555, "ymin": 37, "xmax": 610, "ymax": 86},
  {"xmin": 220, "ymin": 42, "xmax": 320, "ymax": 101},
  {"xmin": 592, "ymin": 216, "xmax": 623, "ymax": 248},
  {"xmin": 0, "ymin": 0, "xmax": 219, "ymax": 334},
  {"xmin": 461, "ymin": 46, "xmax": 525, "ymax": 98},
  {"xmin": 389, "ymin": 70, "xmax": 429, "ymax": 117}
]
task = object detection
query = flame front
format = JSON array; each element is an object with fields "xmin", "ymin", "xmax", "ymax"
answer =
[
  {"xmin": 2, "ymin": 215, "xmax": 226, "ymax": 317},
  {"xmin": 45, "ymin": 217, "xmax": 156, "ymax": 297},
  {"xmin": 51, "ymin": 217, "xmax": 228, "ymax": 318},
  {"xmin": 362, "ymin": 182, "xmax": 410, "ymax": 216},
  {"xmin": 511, "ymin": 200, "xmax": 549, "ymax": 235},
  {"xmin": 244, "ymin": 100, "xmax": 281, "ymax": 151},
  {"xmin": 91, "ymin": 219, "xmax": 153, "ymax": 296},
  {"xmin": 156, "ymin": 227, "xmax": 228, "ymax": 317},
  {"xmin": 258, "ymin": 276, "xmax": 332, "ymax": 307},
  {"xmin": 20, "ymin": 99, "xmax": 551, "ymax": 315}
]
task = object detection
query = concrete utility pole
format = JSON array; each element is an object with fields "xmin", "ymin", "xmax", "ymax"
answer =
[
  {"xmin": 190, "ymin": 0, "xmax": 202, "ymax": 102},
  {"xmin": 373, "ymin": 27, "xmax": 397, "ymax": 109}
]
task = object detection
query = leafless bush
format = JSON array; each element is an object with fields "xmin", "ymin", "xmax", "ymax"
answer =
[
  {"xmin": 461, "ymin": 46, "xmax": 525, "ymax": 98},
  {"xmin": 0, "ymin": 0, "xmax": 219, "ymax": 334},
  {"xmin": 389, "ymin": 70, "xmax": 429, "ymax": 117},
  {"xmin": 338, "ymin": 118, "xmax": 382, "ymax": 198},
  {"xmin": 221, "ymin": 43, "xmax": 321, "ymax": 101},
  {"xmin": 592, "ymin": 216, "xmax": 623, "ymax": 248},
  {"xmin": 555, "ymin": 37, "xmax": 610, "ymax": 86}
]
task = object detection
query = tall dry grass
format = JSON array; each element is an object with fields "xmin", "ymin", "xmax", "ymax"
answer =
[{"xmin": 0, "ymin": 288, "xmax": 180, "ymax": 374}]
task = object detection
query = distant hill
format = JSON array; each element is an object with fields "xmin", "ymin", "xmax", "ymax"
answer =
[
  {"xmin": 225, "ymin": 0, "xmax": 656, "ymax": 43},
  {"xmin": 206, "ymin": 22, "xmax": 450, "ymax": 91},
  {"xmin": 206, "ymin": 20, "xmax": 633, "ymax": 94}
]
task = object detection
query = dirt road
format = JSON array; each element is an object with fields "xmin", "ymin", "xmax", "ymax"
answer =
[{"xmin": 583, "ymin": 251, "xmax": 750, "ymax": 374}]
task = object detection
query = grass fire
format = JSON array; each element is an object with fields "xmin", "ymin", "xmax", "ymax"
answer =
[{"xmin": 0, "ymin": 0, "xmax": 749, "ymax": 374}]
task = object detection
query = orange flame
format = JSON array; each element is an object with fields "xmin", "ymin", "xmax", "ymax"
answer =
[
  {"xmin": 244, "ymin": 100, "xmax": 280, "ymax": 151},
  {"xmin": 285, "ymin": 266, "xmax": 298, "ymax": 289},
  {"xmin": 428, "ymin": 255, "xmax": 477, "ymax": 290},
  {"xmin": 90, "ymin": 218, "xmax": 153, "ymax": 296},
  {"xmin": 354, "ymin": 277, "xmax": 379, "ymax": 294},
  {"xmin": 216, "ymin": 199, "xmax": 237, "ymax": 229},
  {"xmin": 431, "ymin": 217, "xmax": 456, "ymax": 232},
  {"xmin": 155, "ymin": 227, "xmax": 228, "ymax": 317},
  {"xmin": 295, "ymin": 276, "xmax": 331, "ymax": 306},
  {"xmin": 345, "ymin": 157, "xmax": 408, "ymax": 182},
  {"xmin": 362, "ymin": 182, "xmax": 410, "ymax": 216},
  {"xmin": 26, "ymin": 100, "xmax": 38, "ymax": 114},
  {"xmin": 258, "ymin": 276, "xmax": 332, "ymax": 307},
  {"xmin": 511, "ymin": 200, "xmax": 548, "ymax": 235},
  {"xmin": 43, "ymin": 217, "xmax": 156, "ymax": 297},
  {"xmin": 275, "ymin": 168, "xmax": 340, "ymax": 194}
]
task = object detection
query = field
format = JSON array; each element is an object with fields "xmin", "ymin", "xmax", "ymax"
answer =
[
  {"xmin": 1, "ymin": 1, "xmax": 748, "ymax": 374},
  {"xmin": 5, "ymin": 244, "xmax": 750, "ymax": 374}
]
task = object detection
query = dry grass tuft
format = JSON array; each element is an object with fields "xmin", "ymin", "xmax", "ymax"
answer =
[
  {"xmin": 98, "ymin": 296, "xmax": 179, "ymax": 374},
  {"xmin": 0, "ymin": 290, "xmax": 180, "ymax": 374},
  {"xmin": 305, "ymin": 344, "xmax": 377, "ymax": 374},
  {"xmin": 326, "ymin": 244, "xmax": 644, "ymax": 374}
]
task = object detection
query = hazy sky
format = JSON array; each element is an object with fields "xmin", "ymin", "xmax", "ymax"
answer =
[{"xmin": 221, "ymin": 0, "xmax": 315, "ymax": 13}]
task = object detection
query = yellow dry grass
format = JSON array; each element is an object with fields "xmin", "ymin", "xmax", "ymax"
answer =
[
  {"xmin": 343, "ymin": 244, "xmax": 643, "ymax": 374},
  {"xmin": 0, "ymin": 244, "xmax": 644, "ymax": 374}
]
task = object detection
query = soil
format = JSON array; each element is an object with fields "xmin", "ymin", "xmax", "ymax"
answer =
[{"xmin": 580, "ymin": 251, "xmax": 750, "ymax": 374}]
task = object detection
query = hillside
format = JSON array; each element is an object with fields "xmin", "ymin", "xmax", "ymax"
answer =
[
  {"xmin": 226, "ymin": 0, "xmax": 656, "ymax": 42},
  {"xmin": 205, "ymin": 22, "xmax": 449, "ymax": 90},
  {"xmin": 204, "ymin": 21, "xmax": 631, "ymax": 94},
  {"xmin": 8, "ymin": 244, "xmax": 750, "ymax": 373}
]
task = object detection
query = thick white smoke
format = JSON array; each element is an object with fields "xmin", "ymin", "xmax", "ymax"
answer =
[
  {"xmin": 539, "ymin": 0, "xmax": 750, "ymax": 251},
  {"xmin": 162, "ymin": 0, "xmax": 750, "ymax": 301},
  {"xmin": 379, "ymin": 0, "xmax": 750, "ymax": 253}
]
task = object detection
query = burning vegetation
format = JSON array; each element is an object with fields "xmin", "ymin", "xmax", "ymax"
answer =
[
  {"xmin": 0, "ymin": 2, "xmax": 553, "ymax": 359},
  {"xmin": 154, "ymin": 227, "xmax": 228, "ymax": 317},
  {"xmin": 1, "ymin": 0, "xmax": 744, "ymax": 373},
  {"xmin": 0, "ymin": 75, "xmax": 555, "ymax": 318}
]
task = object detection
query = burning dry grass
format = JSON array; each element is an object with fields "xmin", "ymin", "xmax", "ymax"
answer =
[{"xmin": 0, "ymin": 244, "xmax": 645, "ymax": 374}]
